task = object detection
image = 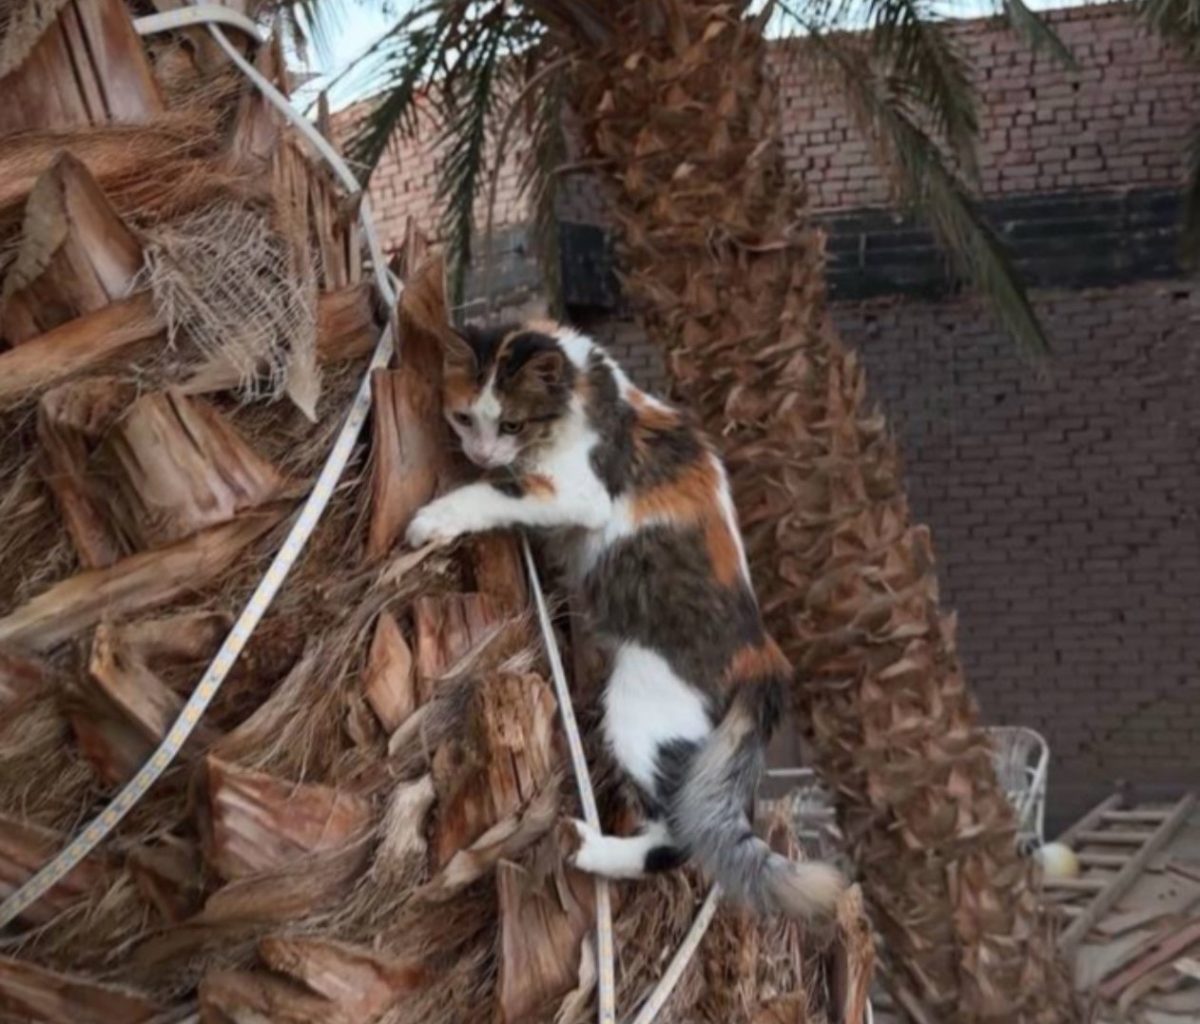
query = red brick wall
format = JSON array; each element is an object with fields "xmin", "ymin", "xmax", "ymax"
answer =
[
  {"xmin": 841, "ymin": 283, "xmax": 1200, "ymax": 825},
  {"xmin": 360, "ymin": 4, "xmax": 1200, "ymax": 240},
  {"xmin": 777, "ymin": 4, "xmax": 1200, "ymax": 209},
  {"xmin": 347, "ymin": 102, "xmax": 531, "ymax": 256}
]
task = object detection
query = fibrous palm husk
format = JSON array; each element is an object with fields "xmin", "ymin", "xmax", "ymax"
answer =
[{"xmin": 555, "ymin": 2, "xmax": 1074, "ymax": 1022}]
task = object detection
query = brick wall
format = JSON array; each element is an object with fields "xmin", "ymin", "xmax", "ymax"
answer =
[
  {"xmin": 358, "ymin": 4, "xmax": 1200, "ymax": 245},
  {"xmin": 777, "ymin": 4, "xmax": 1199, "ymax": 209},
  {"xmin": 842, "ymin": 283, "xmax": 1200, "ymax": 825}
]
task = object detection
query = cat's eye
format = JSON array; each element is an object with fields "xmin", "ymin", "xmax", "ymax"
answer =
[
  {"xmin": 451, "ymin": 411, "xmax": 472, "ymax": 427},
  {"xmin": 499, "ymin": 420, "xmax": 523, "ymax": 436}
]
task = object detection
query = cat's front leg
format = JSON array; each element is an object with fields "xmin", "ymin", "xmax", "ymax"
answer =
[
  {"xmin": 405, "ymin": 473, "xmax": 609, "ymax": 547},
  {"xmin": 405, "ymin": 483, "xmax": 509, "ymax": 547}
]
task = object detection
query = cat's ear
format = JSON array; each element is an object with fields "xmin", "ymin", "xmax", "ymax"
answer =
[
  {"xmin": 523, "ymin": 349, "xmax": 565, "ymax": 388},
  {"xmin": 441, "ymin": 327, "xmax": 477, "ymax": 374}
]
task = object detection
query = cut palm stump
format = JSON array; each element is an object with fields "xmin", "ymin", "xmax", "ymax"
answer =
[{"xmin": 0, "ymin": 4, "xmax": 872, "ymax": 1022}]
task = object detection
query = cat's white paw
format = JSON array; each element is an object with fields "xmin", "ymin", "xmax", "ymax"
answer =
[
  {"xmin": 405, "ymin": 502, "xmax": 467, "ymax": 547},
  {"xmin": 562, "ymin": 817, "xmax": 602, "ymax": 871}
]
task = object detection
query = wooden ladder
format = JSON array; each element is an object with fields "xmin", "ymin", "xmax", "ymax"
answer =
[{"xmin": 1048, "ymin": 793, "xmax": 1198, "ymax": 952}]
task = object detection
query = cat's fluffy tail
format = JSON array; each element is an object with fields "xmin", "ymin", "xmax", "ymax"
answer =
[{"xmin": 668, "ymin": 691, "xmax": 845, "ymax": 921}]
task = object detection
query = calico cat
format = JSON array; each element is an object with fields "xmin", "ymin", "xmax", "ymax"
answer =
[{"xmin": 407, "ymin": 319, "xmax": 844, "ymax": 920}]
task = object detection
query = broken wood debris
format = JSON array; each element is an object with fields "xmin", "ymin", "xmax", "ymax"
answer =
[{"xmin": 1048, "ymin": 792, "xmax": 1200, "ymax": 1023}]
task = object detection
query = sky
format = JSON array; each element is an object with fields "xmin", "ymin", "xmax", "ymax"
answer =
[{"xmin": 293, "ymin": 0, "xmax": 1097, "ymax": 113}]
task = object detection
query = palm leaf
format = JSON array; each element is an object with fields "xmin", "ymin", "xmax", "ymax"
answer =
[
  {"xmin": 999, "ymin": 0, "xmax": 1075, "ymax": 67},
  {"xmin": 346, "ymin": 0, "xmax": 466, "ymax": 177},
  {"xmin": 521, "ymin": 57, "xmax": 569, "ymax": 317},
  {"xmin": 810, "ymin": 29, "xmax": 1049, "ymax": 357},
  {"xmin": 861, "ymin": 0, "xmax": 981, "ymax": 182},
  {"xmin": 1138, "ymin": 0, "xmax": 1200, "ymax": 52},
  {"xmin": 436, "ymin": 6, "xmax": 509, "ymax": 308}
]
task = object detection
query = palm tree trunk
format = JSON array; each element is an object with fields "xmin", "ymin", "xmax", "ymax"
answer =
[{"xmin": 555, "ymin": 2, "xmax": 1075, "ymax": 1020}]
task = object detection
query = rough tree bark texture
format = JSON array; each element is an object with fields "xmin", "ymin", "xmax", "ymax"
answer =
[{"xmin": 556, "ymin": 2, "xmax": 1075, "ymax": 1020}]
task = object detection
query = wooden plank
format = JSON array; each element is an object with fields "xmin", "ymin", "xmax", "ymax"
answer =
[
  {"xmin": 1058, "ymin": 793, "xmax": 1125, "ymax": 846},
  {"xmin": 1075, "ymin": 829, "xmax": 1159, "ymax": 846},
  {"xmin": 1044, "ymin": 877, "xmax": 1110, "ymax": 892},
  {"xmin": 1103, "ymin": 809, "xmax": 1174, "ymax": 825},
  {"xmin": 1080, "ymin": 851, "xmax": 1136, "ymax": 869},
  {"xmin": 1098, "ymin": 919, "xmax": 1200, "ymax": 1001},
  {"xmin": 1097, "ymin": 896, "xmax": 1200, "ymax": 940},
  {"xmin": 1074, "ymin": 930, "xmax": 1160, "ymax": 992},
  {"xmin": 1062, "ymin": 795, "xmax": 1199, "ymax": 952}
]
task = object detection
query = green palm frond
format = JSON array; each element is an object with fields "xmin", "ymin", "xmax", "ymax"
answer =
[
  {"xmin": 521, "ymin": 57, "xmax": 569, "ymax": 317},
  {"xmin": 436, "ymin": 5, "xmax": 511, "ymax": 307},
  {"xmin": 999, "ymin": 0, "xmax": 1075, "ymax": 66},
  {"xmin": 810, "ymin": 29, "xmax": 1049, "ymax": 358},
  {"xmin": 346, "ymin": 0, "xmax": 467, "ymax": 176},
  {"xmin": 1138, "ymin": 0, "xmax": 1200, "ymax": 53},
  {"xmin": 342, "ymin": 1, "xmax": 542, "ymax": 306},
  {"xmin": 859, "ymin": 0, "xmax": 980, "ymax": 181}
]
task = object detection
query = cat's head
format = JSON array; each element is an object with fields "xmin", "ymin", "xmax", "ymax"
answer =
[{"xmin": 439, "ymin": 322, "xmax": 576, "ymax": 469}]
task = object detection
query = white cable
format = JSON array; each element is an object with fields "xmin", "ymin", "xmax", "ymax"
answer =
[
  {"xmin": 626, "ymin": 885, "xmax": 721, "ymax": 1024},
  {"xmin": 134, "ymin": 6, "xmax": 262, "ymax": 41},
  {"xmin": 522, "ymin": 539, "xmax": 617, "ymax": 1024}
]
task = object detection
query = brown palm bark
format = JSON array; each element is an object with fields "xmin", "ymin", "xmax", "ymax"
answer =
[{"xmin": 550, "ymin": 2, "xmax": 1075, "ymax": 1021}]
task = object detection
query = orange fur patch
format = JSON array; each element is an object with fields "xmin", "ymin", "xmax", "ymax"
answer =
[
  {"xmin": 522, "ymin": 473, "xmax": 556, "ymax": 498},
  {"xmin": 725, "ymin": 637, "xmax": 790, "ymax": 685},
  {"xmin": 442, "ymin": 370, "xmax": 477, "ymax": 410},
  {"xmin": 630, "ymin": 457, "xmax": 743, "ymax": 585},
  {"xmin": 702, "ymin": 513, "xmax": 743, "ymax": 587},
  {"xmin": 629, "ymin": 390, "xmax": 680, "ymax": 432}
]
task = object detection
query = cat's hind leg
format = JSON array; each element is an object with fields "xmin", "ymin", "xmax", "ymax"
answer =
[{"xmin": 567, "ymin": 817, "xmax": 686, "ymax": 879}]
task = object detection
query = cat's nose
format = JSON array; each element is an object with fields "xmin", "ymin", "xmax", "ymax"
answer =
[{"xmin": 465, "ymin": 443, "xmax": 503, "ymax": 468}]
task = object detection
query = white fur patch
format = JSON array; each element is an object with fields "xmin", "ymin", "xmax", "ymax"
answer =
[
  {"xmin": 570, "ymin": 817, "xmax": 673, "ymax": 879},
  {"xmin": 472, "ymin": 374, "xmax": 502, "ymax": 420},
  {"xmin": 603, "ymin": 643, "xmax": 712, "ymax": 793},
  {"xmin": 555, "ymin": 326, "xmax": 594, "ymax": 369},
  {"xmin": 711, "ymin": 454, "xmax": 752, "ymax": 582}
]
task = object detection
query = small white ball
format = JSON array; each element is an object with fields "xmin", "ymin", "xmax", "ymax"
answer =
[{"xmin": 1036, "ymin": 842, "xmax": 1080, "ymax": 879}]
